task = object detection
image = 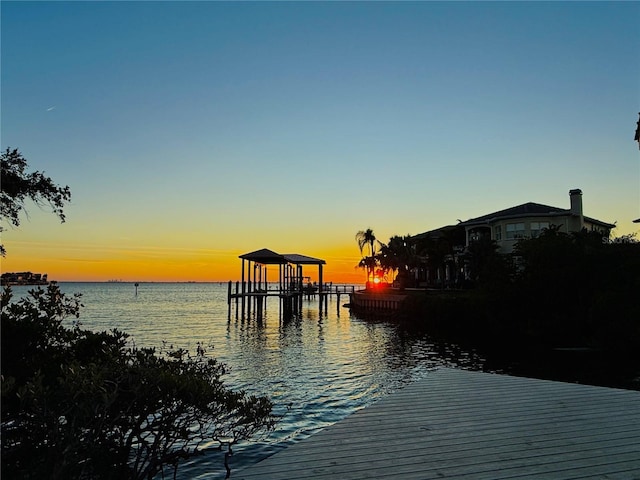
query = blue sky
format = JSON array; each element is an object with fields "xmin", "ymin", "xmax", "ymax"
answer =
[{"xmin": 2, "ymin": 1, "xmax": 639, "ymax": 281}]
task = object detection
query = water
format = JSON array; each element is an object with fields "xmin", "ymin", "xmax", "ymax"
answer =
[{"xmin": 9, "ymin": 282, "xmax": 487, "ymax": 478}]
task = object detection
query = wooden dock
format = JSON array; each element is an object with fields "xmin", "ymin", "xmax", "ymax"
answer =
[
  {"xmin": 227, "ymin": 282, "xmax": 355, "ymax": 319},
  {"xmin": 237, "ymin": 368, "xmax": 640, "ymax": 479}
]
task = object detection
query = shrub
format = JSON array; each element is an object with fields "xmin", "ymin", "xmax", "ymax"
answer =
[{"xmin": 1, "ymin": 283, "xmax": 275, "ymax": 479}]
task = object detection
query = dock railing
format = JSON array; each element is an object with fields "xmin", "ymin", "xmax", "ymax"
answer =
[{"xmin": 227, "ymin": 281, "xmax": 358, "ymax": 319}]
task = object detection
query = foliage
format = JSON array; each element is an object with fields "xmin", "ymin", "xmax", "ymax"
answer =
[
  {"xmin": 507, "ymin": 227, "xmax": 640, "ymax": 349},
  {"xmin": 355, "ymin": 228, "xmax": 377, "ymax": 258},
  {"xmin": 378, "ymin": 235, "xmax": 415, "ymax": 286},
  {"xmin": 355, "ymin": 228, "xmax": 381, "ymax": 284},
  {"xmin": 0, "ymin": 147, "xmax": 71, "ymax": 256},
  {"xmin": 1, "ymin": 283, "xmax": 275, "ymax": 480},
  {"xmin": 635, "ymin": 111, "xmax": 640, "ymax": 150},
  {"xmin": 463, "ymin": 235, "xmax": 511, "ymax": 287},
  {"xmin": 357, "ymin": 256, "xmax": 378, "ymax": 282},
  {"xmin": 411, "ymin": 226, "xmax": 466, "ymax": 289},
  {"xmin": 609, "ymin": 232, "xmax": 639, "ymax": 244},
  {"xmin": 396, "ymin": 225, "xmax": 639, "ymax": 358}
]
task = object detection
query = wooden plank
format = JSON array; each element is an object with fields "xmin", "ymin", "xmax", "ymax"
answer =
[{"xmin": 237, "ymin": 368, "xmax": 640, "ymax": 480}]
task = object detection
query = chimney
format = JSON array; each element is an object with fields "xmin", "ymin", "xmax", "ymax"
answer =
[{"xmin": 569, "ymin": 188, "xmax": 584, "ymax": 231}]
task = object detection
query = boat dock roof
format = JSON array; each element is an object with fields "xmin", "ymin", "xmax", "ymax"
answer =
[{"xmin": 239, "ymin": 248, "xmax": 326, "ymax": 265}]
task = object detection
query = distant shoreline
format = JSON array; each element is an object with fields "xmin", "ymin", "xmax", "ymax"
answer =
[
  {"xmin": 50, "ymin": 280, "xmax": 363, "ymax": 285},
  {"xmin": 1, "ymin": 272, "xmax": 49, "ymax": 286}
]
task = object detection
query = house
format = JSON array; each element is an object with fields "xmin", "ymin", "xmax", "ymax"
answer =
[
  {"xmin": 410, "ymin": 189, "xmax": 615, "ymax": 287},
  {"xmin": 457, "ymin": 189, "xmax": 614, "ymax": 254}
]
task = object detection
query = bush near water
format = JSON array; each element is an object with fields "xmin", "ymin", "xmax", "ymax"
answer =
[{"xmin": 0, "ymin": 284, "xmax": 275, "ymax": 479}]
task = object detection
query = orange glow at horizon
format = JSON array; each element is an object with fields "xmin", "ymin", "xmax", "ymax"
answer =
[{"xmin": 1, "ymin": 239, "xmax": 367, "ymax": 284}]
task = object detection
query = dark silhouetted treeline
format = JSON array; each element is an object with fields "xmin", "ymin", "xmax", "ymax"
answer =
[{"xmin": 397, "ymin": 228, "xmax": 640, "ymax": 387}]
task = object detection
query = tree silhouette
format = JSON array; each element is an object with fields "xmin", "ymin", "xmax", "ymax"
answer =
[
  {"xmin": 378, "ymin": 235, "xmax": 415, "ymax": 286},
  {"xmin": 1, "ymin": 148, "xmax": 71, "ymax": 256},
  {"xmin": 412, "ymin": 226, "xmax": 465, "ymax": 288},
  {"xmin": 1, "ymin": 284, "xmax": 275, "ymax": 479},
  {"xmin": 355, "ymin": 229, "xmax": 379, "ymax": 284}
]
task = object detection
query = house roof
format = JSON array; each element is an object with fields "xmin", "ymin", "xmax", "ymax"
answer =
[
  {"xmin": 459, "ymin": 202, "xmax": 567, "ymax": 226},
  {"xmin": 457, "ymin": 201, "xmax": 615, "ymax": 229},
  {"xmin": 584, "ymin": 216, "xmax": 616, "ymax": 229},
  {"xmin": 410, "ymin": 225, "xmax": 461, "ymax": 242},
  {"xmin": 239, "ymin": 249, "xmax": 325, "ymax": 265}
]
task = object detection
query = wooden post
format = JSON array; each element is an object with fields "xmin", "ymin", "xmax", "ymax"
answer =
[
  {"xmin": 256, "ymin": 295, "xmax": 263, "ymax": 320},
  {"xmin": 318, "ymin": 264, "xmax": 324, "ymax": 316},
  {"xmin": 263, "ymin": 266, "xmax": 268, "ymax": 308},
  {"xmin": 241, "ymin": 260, "xmax": 246, "ymax": 316},
  {"xmin": 252, "ymin": 262, "xmax": 256, "ymax": 292},
  {"xmin": 227, "ymin": 281, "xmax": 232, "ymax": 321},
  {"xmin": 297, "ymin": 264, "xmax": 303, "ymax": 312},
  {"xmin": 287, "ymin": 295, "xmax": 293, "ymax": 319},
  {"xmin": 235, "ymin": 281, "xmax": 239, "ymax": 319}
]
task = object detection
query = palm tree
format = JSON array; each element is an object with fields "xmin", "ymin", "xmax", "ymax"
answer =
[
  {"xmin": 357, "ymin": 256, "xmax": 378, "ymax": 284},
  {"xmin": 356, "ymin": 228, "xmax": 377, "ymax": 258},
  {"xmin": 356, "ymin": 228, "xmax": 378, "ymax": 284}
]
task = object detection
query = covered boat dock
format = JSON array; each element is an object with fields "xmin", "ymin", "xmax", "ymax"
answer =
[{"xmin": 228, "ymin": 248, "xmax": 327, "ymax": 318}]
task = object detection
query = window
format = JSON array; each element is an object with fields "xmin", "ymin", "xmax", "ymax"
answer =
[
  {"xmin": 530, "ymin": 221, "xmax": 549, "ymax": 238},
  {"xmin": 494, "ymin": 225, "xmax": 502, "ymax": 241},
  {"xmin": 469, "ymin": 231, "xmax": 480, "ymax": 242},
  {"xmin": 468, "ymin": 227, "xmax": 489, "ymax": 243},
  {"xmin": 506, "ymin": 223, "xmax": 525, "ymax": 240}
]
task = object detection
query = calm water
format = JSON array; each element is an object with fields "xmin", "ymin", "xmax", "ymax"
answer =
[{"xmin": 11, "ymin": 282, "xmax": 488, "ymax": 479}]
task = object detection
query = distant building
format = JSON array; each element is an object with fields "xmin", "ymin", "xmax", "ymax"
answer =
[{"xmin": 1, "ymin": 272, "xmax": 49, "ymax": 286}]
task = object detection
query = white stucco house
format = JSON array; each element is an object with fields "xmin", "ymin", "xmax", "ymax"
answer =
[
  {"xmin": 457, "ymin": 189, "xmax": 615, "ymax": 254},
  {"xmin": 410, "ymin": 189, "xmax": 615, "ymax": 287}
]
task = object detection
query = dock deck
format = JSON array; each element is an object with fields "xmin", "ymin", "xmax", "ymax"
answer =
[{"xmin": 237, "ymin": 368, "xmax": 640, "ymax": 479}]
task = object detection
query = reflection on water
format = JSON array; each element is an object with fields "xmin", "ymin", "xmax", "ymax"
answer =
[{"xmin": 10, "ymin": 283, "xmax": 487, "ymax": 479}]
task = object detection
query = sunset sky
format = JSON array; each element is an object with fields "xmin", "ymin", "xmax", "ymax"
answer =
[{"xmin": 2, "ymin": 1, "xmax": 639, "ymax": 283}]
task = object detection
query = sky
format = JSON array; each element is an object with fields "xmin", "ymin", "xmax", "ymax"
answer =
[{"xmin": 1, "ymin": 1, "xmax": 639, "ymax": 283}]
